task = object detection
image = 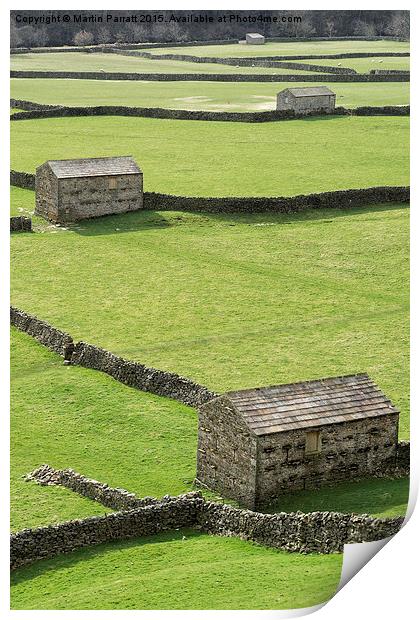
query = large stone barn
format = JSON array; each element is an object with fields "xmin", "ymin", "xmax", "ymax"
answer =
[
  {"xmin": 245, "ymin": 32, "xmax": 265, "ymax": 44},
  {"xmin": 35, "ymin": 156, "xmax": 143, "ymax": 223},
  {"xmin": 276, "ymin": 86, "xmax": 336, "ymax": 115},
  {"xmin": 197, "ymin": 374, "xmax": 399, "ymax": 509}
]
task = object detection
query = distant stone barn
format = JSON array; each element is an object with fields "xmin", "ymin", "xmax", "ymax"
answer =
[
  {"xmin": 35, "ymin": 156, "xmax": 143, "ymax": 223},
  {"xmin": 245, "ymin": 32, "xmax": 265, "ymax": 45},
  {"xmin": 276, "ymin": 86, "xmax": 336, "ymax": 115},
  {"xmin": 197, "ymin": 374, "xmax": 399, "ymax": 509}
]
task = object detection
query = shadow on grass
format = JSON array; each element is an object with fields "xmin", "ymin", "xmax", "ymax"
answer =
[
  {"xmin": 68, "ymin": 201, "xmax": 408, "ymax": 236},
  {"xmin": 265, "ymin": 476, "xmax": 410, "ymax": 518},
  {"xmin": 11, "ymin": 527, "xmax": 202, "ymax": 585}
]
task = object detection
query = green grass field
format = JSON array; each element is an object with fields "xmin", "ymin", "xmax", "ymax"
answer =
[
  {"xmin": 269, "ymin": 477, "xmax": 409, "ymax": 517},
  {"xmin": 10, "ymin": 78, "xmax": 410, "ymax": 111},
  {"xmin": 11, "ymin": 116, "xmax": 409, "ymax": 196},
  {"xmin": 148, "ymin": 40, "xmax": 409, "ymax": 57},
  {"xmin": 10, "ymin": 51, "xmax": 314, "ymax": 75},
  {"xmin": 10, "ymin": 328, "xmax": 198, "ymax": 532},
  {"xmin": 293, "ymin": 56, "xmax": 410, "ymax": 73},
  {"xmin": 10, "ymin": 528, "xmax": 343, "ymax": 610},
  {"xmin": 10, "ymin": 193, "xmax": 409, "ymax": 437}
]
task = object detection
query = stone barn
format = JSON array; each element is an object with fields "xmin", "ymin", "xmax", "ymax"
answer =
[
  {"xmin": 276, "ymin": 86, "xmax": 336, "ymax": 115},
  {"xmin": 35, "ymin": 156, "xmax": 143, "ymax": 223},
  {"xmin": 197, "ymin": 374, "xmax": 399, "ymax": 509},
  {"xmin": 245, "ymin": 32, "xmax": 265, "ymax": 45}
]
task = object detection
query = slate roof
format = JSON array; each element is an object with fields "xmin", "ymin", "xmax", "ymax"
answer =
[
  {"xmin": 44, "ymin": 156, "xmax": 141, "ymax": 179},
  {"xmin": 246, "ymin": 33, "xmax": 265, "ymax": 39},
  {"xmin": 282, "ymin": 86, "xmax": 335, "ymax": 98},
  {"xmin": 223, "ymin": 374, "xmax": 398, "ymax": 435}
]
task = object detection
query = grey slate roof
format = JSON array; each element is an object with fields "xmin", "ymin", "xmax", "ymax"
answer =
[
  {"xmin": 223, "ymin": 374, "xmax": 398, "ymax": 435},
  {"xmin": 282, "ymin": 86, "xmax": 335, "ymax": 98},
  {"xmin": 45, "ymin": 156, "xmax": 141, "ymax": 179},
  {"xmin": 246, "ymin": 33, "xmax": 265, "ymax": 39}
]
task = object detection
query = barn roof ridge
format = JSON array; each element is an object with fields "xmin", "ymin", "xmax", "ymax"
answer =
[
  {"xmin": 281, "ymin": 86, "xmax": 336, "ymax": 98},
  {"xmin": 220, "ymin": 373, "xmax": 398, "ymax": 435},
  {"xmin": 41, "ymin": 155, "xmax": 141, "ymax": 179}
]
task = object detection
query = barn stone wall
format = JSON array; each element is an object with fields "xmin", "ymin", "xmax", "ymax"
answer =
[
  {"xmin": 35, "ymin": 171, "xmax": 144, "ymax": 223},
  {"xmin": 35, "ymin": 163, "xmax": 59, "ymax": 221},
  {"xmin": 277, "ymin": 92, "xmax": 336, "ymax": 113},
  {"xmin": 197, "ymin": 395, "xmax": 258, "ymax": 509},
  {"xmin": 256, "ymin": 415, "xmax": 399, "ymax": 507}
]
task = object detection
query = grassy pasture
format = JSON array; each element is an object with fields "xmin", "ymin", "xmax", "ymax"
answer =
[
  {"xmin": 10, "ymin": 51, "xmax": 314, "ymax": 75},
  {"xmin": 293, "ymin": 56, "xmax": 410, "ymax": 73},
  {"xmin": 148, "ymin": 40, "xmax": 409, "ymax": 58},
  {"xmin": 10, "ymin": 528, "xmax": 343, "ymax": 610},
  {"xmin": 11, "ymin": 78, "xmax": 410, "ymax": 111},
  {"xmin": 10, "ymin": 116, "xmax": 409, "ymax": 196},
  {"xmin": 10, "ymin": 328, "xmax": 198, "ymax": 532},
  {"xmin": 270, "ymin": 477, "xmax": 409, "ymax": 518},
  {"xmin": 10, "ymin": 193, "xmax": 409, "ymax": 437}
]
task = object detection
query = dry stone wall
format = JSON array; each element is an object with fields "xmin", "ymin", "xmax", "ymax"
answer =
[
  {"xmin": 10, "ymin": 216, "xmax": 32, "ymax": 232},
  {"xmin": 10, "ymin": 306, "xmax": 216, "ymax": 407},
  {"xmin": 396, "ymin": 441, "xmax": 410, "ymax": 470},
  {"xmin": 27, "ymin": 464, "xmax": 193, "ymax": 511},
  {"xmin": 10, "ymin": 98, "xmax": 62, "ymax": 111},
  {"xmin": 71, "ymin": 341, "xmax": 216, "ymax": 407},
  {"xmin": 10, "ymin": 70, "xmax": 410, "ymax": 82},
  {"xmin": 198, "ymin": 502, "xmax": 404, "ymax": 554},
  {"xmin": 10, "ymin": 174, "xmax": 410, "ymax": 215},
  {"xmin": 370, "ymin": 69, "xmax": 410, "ymax": 75},
  {"xmin": 235, "ymin": 52, "xmax": 410, "ymax": 61},
  {"xmin": 145, "ymin": 186, "xmax": 410, "ymax": 215},
  {"xmin": 10, "ymin": 491, "xmax": 405, "ymax": 570},
  {"xmin": 10, "ymin": 103, "xmax": 410, "ymax": 124},
  {"xmin": 10, "ymin": 170, "xmax": 35, "ymax": 190},
  {"xmin": 11, "ymin": 493, "xmax": 203, "ymax": 571},
  {"xmin": 10, "ymin": 306, "xmax": 74, "ymax": 359},
  {"xmin": 113, "ymin": 49, "xmax": 357, "ymax": 74}
]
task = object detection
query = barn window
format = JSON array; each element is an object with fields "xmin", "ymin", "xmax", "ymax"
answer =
[
  {"xmin": 285, "ymin": 97, "xmax": 289, "ymax": 103},
  {"xmin": 305, "ymin": 431, "xmax": 321, "ymax": 455},
  {"xmin": 108, "ymin": 177, "xmax": 117, "ymax": 190}
]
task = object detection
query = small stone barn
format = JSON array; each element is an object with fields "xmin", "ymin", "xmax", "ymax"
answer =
[
  {"xmin": 35, "ymin": 156, "xmax": 143, "ymax": 223},
  {"xmin": 245, "ymin": 32, "xmax": 265, "ymax": 45},
  {"xmin": 276, "ymin": 86, "xmax": 336, "ymax": 115},
  {"xmin": 197, "ymin": 374, "xmax": 399, "ymax": 509}
]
